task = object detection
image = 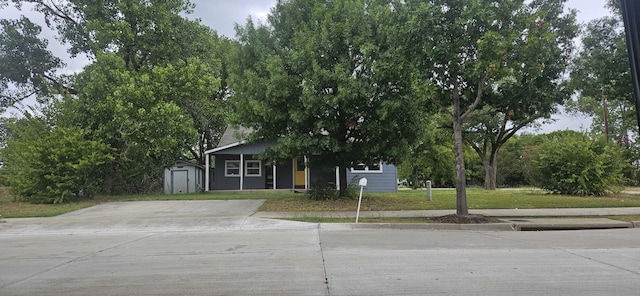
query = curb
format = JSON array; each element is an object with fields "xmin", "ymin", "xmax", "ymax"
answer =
[
  {"xmin": 320, "ymin": 223, "xmax": 515, "ymax": 231},
  {"xmin": 310, "ymin": 218, "xmax": 640, "ymax": 231}
]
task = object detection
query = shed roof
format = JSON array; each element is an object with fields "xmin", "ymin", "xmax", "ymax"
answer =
[{"xmin": 169, "ymin": 160, "xmax": 204, "ymax": 169}]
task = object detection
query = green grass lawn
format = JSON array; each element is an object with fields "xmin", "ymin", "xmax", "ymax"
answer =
[{"xmin": 2, "ymin": 187, "xmax": 640, "ymax": 218}]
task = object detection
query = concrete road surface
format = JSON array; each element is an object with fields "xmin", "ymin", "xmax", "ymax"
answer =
[{"xmin": 1, "ymin": 201, "xmax": 639, "ymax": 296}]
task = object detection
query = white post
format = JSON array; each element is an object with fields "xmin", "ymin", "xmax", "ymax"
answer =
[
  {"xmin": 304, "ymin": 156, "xmax": 309, "ymax": 190},
  {"xmin": 356, "ymin": 178, "xmax": 367, "ymax": 223},
  {"xmin": 335, "ymin": 167, "xmax": 340, "ymax": 190},
  {"xmin": 426, "ymin": 180, "xmax": 432, "ymax": 201},
  {"xmin": 273, "ymin": 164, "xmax": 277, "ymax": 190},
  {"xmin": 205, "ymin": 153, "xmax": 210, "ymax": 192},
  {"xmin": 240, "ymin": 154, "xmax": 244, "ymax": 191}
]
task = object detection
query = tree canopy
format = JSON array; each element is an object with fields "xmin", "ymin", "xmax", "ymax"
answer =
[
  {"xmin": 0, "ymin": 0, "xmax": 632, "ymax": 203},
  {"xmin": 1, "ymin": 0, "xmax": 229, "ymax": 196},
  {"xmin": 392, "ymin": 0, "xmax": 577, "ymax": 214},
  {"xmin": 231, "ymin": 0, "xmax": 424, "ymax": 195}
]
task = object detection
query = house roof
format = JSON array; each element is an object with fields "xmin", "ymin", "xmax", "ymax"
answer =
[{"xmin": 204, "ymin": 126, "xmax": 253, "ymax": 155}]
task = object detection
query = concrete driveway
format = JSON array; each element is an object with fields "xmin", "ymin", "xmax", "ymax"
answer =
[
  {"xmin": 0, "ymin": 200, "xmax": 316, "ymax": 234},
  {"xmin": 1, "ymin": 201, "xmax": 640, "ymax": 296}
]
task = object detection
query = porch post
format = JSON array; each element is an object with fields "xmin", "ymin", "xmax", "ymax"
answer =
[
  {"xmin": 304, "ymin": 156, "xmax": 309, "ymax": 190},
  {"xmin": 205, "ymin": 153, "xmax": 210, "ymax": 192},
  {"xmin": 240, "ymin": 154, "xmax": 244, "ymax": 191},
  {"xmin": 335, "ymin": 166, "xmax": 340, "ymax": 190},
  {"xmin": 273, "ymin": 164, "xmax": 277, "ymax": 190}
]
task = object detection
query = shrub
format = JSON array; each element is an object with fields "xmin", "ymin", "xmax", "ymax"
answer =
[
  {"xmin": 306, "ymin": 182, "xmax": 341, "ymax": 200},
  {"xmin": 2, "ymin": 119, "xmax": 113, "ymax": 203},
  {"xmin": 306, "ymin": 177, "xmax": 360, "ymax": 200},
  {"xmin": 535, "ymin": 133, "xmax": 627, "ymax": 196}
]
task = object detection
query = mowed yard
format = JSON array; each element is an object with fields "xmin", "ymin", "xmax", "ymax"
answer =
[{"xmin": 3, "ymin": 186, "xmax": 640, "ymax": 219}]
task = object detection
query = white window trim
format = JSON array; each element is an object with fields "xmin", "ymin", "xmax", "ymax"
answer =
[
  {"xmin": 350, "ymin": 162, "xmax": 383, "ymax": 173},
  {"xmin": 225, "ymin": 160, "xmax": 241, "ymax": 177},
  {"xmin": 245, "ymin": 160, "xmax": 262, "ymax": 177}
]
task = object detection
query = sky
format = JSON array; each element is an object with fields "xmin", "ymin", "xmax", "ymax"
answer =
[{"xmin": 0, "ymin": 0, "xmax": 615, "ymax": 132}]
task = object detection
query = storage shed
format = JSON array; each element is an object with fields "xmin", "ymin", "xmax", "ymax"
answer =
[{"xmin": 164, "ymin": 161, "xmax": 204, "ymax": 194}]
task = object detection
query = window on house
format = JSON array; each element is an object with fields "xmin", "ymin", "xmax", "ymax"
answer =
[
  {"xmin": 245, "ymin": 160, "xmax": 262, "ymax": 177},
  {"xmin": 351, "ymin": 162, "xmax": 383, "ymax": 173},
  {"xmin": 225, "ymin": 160, "xmax": 240, "ymax": 177}
]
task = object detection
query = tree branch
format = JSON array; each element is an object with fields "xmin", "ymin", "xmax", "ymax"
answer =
[
  {"xmin": 430, "ymin": 96, "xmax": 453, "ymax": 117},
  {"xmin": 461, "ymin": 75, "xmax": 486, "ymax": 120},
  {"xmin": 42, "ymin": 74, "xmax": 77, "ymax": 95}
]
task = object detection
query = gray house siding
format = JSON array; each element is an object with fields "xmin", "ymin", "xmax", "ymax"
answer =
[
  {"xmin": 212, "ymin": 155, "xmax": 240, "ymax": 190},
  {"xmin": 212, "ymin": 155, "xmax": 264, "ymax": 190},
  {"xmin": 212, "ymin": 154, "xmax": 296, "ymax": 190},
  {"xmin": 346, "ymin": 163, "xmax": 397, "ymax": 193},
  {"xmin": 205, "ymin": 127, "xmax": 398, "ymax": 192}
]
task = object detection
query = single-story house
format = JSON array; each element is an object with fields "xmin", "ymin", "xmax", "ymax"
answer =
[
  {"xmin": 204, "ymin": 128, "xmax": 398, "ymax": 192},
  {"xmin": 164, "ymin": 160, "xmax": 205, "ymax": 194}
]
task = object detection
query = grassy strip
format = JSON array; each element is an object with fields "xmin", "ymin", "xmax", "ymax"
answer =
[
  {"xmin": 2, "ymin": 187, "xmax": 640, "ymax": 218},
  {"xmin": 259, "ymin": 188, "xmax": 640, "ymax": 211}
]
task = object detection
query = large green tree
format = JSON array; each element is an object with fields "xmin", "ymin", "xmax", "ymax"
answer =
[
  {"xmin": 569, "ymin": 5, "xmax": 636, "ymax": 145},
  {"xmin": 568, "ymin": 2, "xmax": 639, "ymax": 183},
  {"xmin": 395, "ymin": 0, "xmax": 576, "ymax": 214},
  {"xmin": 53, "ymin": 54, "xmax": 217, "ymax": 193},
  {"xmin": 231, "ymin": 0, "xmax": 423, "ymax": 196},
  {"xmin": 1, "ymin": 0, "xmax": 229, "ymax": 194}
]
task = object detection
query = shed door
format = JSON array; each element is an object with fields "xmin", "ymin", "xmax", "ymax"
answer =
[{"xmin": 172, "ymin": 170, "xmax": 189, "ymax": 194}]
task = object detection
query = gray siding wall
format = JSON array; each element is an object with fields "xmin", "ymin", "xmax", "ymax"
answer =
[
  {"xmin": 212, "ymin": 154, "xmax": 295, "ymax": 190},
  {"xmin": 346, "ymin": 163, "xmax": 397, "ymax": 193},
  {"xmin": 209, "ymin": 142, "xmax": 398, "ymax": 192},
  {"xmin": 213, "ymin": 155, "xmax": 263, "ymax": 190},
  {"xmin": 213, "ymin": 155, "xmax": 240, "ymax": 190}
]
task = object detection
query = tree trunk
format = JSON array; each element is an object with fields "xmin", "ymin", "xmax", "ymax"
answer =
[
  {"xmin": 483, "ymin": 158, "xmax": 498, "ymax": 190},
  {"xmin": 411, "ymin": 167, "xmax": 418, "ymax": 190},
  {"xmin": 453, "ymin": 116, "xmax": 469, "ymax": 216},
  {"xmin": 482, "ymin": 143, "xmax": 501, "ymax": 190},
  {"xmin": 338, "ymin": 165, "xmax": 348, "ymax": 197}
]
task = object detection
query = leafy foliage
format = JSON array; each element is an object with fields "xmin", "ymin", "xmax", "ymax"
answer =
[
  {"xmin": 391, "ymin": 0, "xmax": 577, "ymax": 214},
  {"xmin": 496, "ymin": 134, "xmax": 543, "ymax": 187},
  {"xmin": 232, "ymin": 0, "xmax": 424, "ymax": 196},
  {"xmin": 54, "ymin": 54, "xmax": 216, "ymax": 193},
  {"xmin": 1, "ymin": 0, "xmax": 228, "ymax": 195},
  {"xmin": 536, "ymin": 132, "xmax": 628, "ymax": 196},
  {"xmin": 306, "ymin": 177, "xmax": 359, "ymax": 201},
  {"xmin": 568, "ymin": 6, "xmax": 638, "ymax": 183},
  {"xmin": 0, "ymin": 16, "xmax": 63, "ymax": 108},
  {"xmin": 1, "ymin": 116, "xmax": 113, "ymax": 203},
  {"xmin": 397, "ymin": 116, "xmax": 455, "ymax": 188}
]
